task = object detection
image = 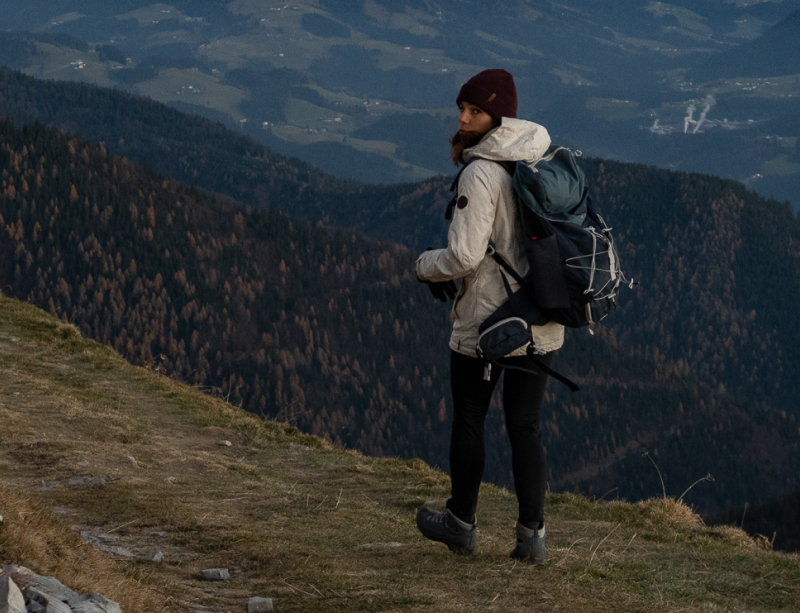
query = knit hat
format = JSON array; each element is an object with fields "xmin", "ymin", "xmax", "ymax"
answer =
[{"xmin": 456, "ymin": 68, "xmax": 517, "ymax": 119}]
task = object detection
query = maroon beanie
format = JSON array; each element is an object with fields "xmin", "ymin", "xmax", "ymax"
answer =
[{"xmin": 456, "ymin": 68, "xmax": 517, "ymax": 119}]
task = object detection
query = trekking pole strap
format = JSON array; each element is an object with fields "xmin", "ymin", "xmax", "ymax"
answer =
[
  {"xmin": 495, "ymin": 357, "xmax": 579, "ymax": 392},
  {"xmin": 528, "ymin": 352, "xmax": 580, "ymax": 392}
]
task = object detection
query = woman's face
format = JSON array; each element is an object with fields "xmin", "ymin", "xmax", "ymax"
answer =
[{"xmin": 458, "ymin": 101, "xmax": 494, "ymax": 139}]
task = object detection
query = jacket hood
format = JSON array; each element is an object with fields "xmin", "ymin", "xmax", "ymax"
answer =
[{"xmin": 463, "ymin": 117, "xmax": 551, "ymax": 164}]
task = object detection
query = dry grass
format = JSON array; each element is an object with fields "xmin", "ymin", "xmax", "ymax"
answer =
[
  {"xmin": 1, "ymin": 294, "xmax": 799, "ymax": 613},
  {"xmin": 0, "ymin": 487, "xmax": 163, "ymax": 612}
]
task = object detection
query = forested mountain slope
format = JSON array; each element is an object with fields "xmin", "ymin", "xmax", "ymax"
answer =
[
  {"xmin": 0, "ymin": 66, "xmax": 424, "ymax": 227},
  {"xmin": 2, "ymin": 112, "xmax": 799, "ymax": 533}
]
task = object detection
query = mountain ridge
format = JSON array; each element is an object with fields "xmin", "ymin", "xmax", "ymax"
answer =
[{"xmin": 690, "ymin": 8, "xmax": 800, "ymax": 81}]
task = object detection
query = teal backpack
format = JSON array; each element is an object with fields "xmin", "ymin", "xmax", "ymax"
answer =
[{"xmin": 449, "ymin": 147, "xmax": 636, "ymax": 390}]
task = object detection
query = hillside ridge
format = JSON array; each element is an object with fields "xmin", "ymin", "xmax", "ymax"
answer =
[{"xmin": 1, "ymin": 294, "xmax": 799, "ymax": 613}]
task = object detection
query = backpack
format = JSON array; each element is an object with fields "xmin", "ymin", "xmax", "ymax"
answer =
[{"xmin": 448, "ymin": 147, "xmax": 635, "ymax": 390}]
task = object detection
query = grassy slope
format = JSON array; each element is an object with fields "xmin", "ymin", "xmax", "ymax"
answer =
[{"xmin": 0, "ymin": 293, "xmax": 798, "ymax": 613}]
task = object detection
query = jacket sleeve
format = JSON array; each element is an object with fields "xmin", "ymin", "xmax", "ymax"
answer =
[{"xmin": 416, "ymin": 161, "xmax": 501, "ymax": 282}]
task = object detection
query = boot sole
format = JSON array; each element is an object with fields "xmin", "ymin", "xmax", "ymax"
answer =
[{"xmin": 446, "ymin": 543, "xmax": 475, "ymax": 556}]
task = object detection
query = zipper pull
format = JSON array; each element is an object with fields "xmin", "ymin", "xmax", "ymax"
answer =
[{"xmin": 483, "ymin": 362, "xmax": 492, "ymax": 381}]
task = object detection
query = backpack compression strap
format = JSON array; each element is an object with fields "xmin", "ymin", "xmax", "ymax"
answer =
[{"xmin": 488, "ymin": 243, "xmax": 580, "ymax": 392}]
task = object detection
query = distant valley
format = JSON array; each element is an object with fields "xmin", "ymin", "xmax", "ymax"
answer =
[{"xmin": 0, "ymin": 0, "xmax": 798, "ymax": 208}]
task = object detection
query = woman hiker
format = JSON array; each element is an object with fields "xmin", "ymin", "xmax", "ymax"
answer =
[{"xmin": 414, "ymin": 68, "xmax": 564, "ymax": 564}]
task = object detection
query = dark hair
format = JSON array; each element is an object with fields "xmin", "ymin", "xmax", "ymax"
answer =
[{"xmin": 449, "ymin": 119, "xmax": 500, "ymax": 166}]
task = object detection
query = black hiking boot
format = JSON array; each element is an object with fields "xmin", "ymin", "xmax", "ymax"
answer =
[
  {"xmin": 416, "ymin": 507, "xmax": 477, "ymax": 555},
  {"xmin": 510, "ymin": 522, "xmax": 546, "ymax": 565}
]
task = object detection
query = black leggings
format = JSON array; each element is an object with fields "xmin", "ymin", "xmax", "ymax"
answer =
[{"xmin": 446, "ymin": 350, "xmax": 553, "ymax": 527}]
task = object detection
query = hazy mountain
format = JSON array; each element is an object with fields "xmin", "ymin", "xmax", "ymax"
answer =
[
  {"xmin": 690, "ymin": 8, "xmax": 800, "ymax": 81},
  {"xmin": 0, "ymin": 0, "xmax": 799, "ymax": 209}
]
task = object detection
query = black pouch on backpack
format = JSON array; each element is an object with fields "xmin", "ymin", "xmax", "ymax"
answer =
[
  {"xmin": 476, "ymin": 281, "xmax": 549, "ymax": 361},
  {"xmin": 476, "ymin": 317, "xmax": 530, "ymax": 362}
]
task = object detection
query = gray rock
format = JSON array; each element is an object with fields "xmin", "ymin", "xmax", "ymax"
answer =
[
  {"xmin": 68, "ymin": 593, "xmax": 122, "ymax": 613},
  {"xmin": 0, "ymin": 566, "xmax": 31, "ymax": 581},
  {"xmin": 43, "ymin": 599, "xmax": 73, "ymax": 613},
  {"xmin": 218, "ymin": 440, "xmax": 232, "ymax": 447},
  {"xmin": 200, "ymin": 568, "xmax": 230, "ymax": 581},
  {"xmin": 0, "ymin": 575, "xmax": 26, "ymax": 613},
  {"xmin": 14, "ymin": 575, "xmax": 79, "ymax": 606},
  {"xmin": 248, "ymin": 597, "xmax": 274, "ymax": 613},
  {"xmin": 148, "ymin": 551, "xmax": 164, "ymax": 563},
  {"xmin": 99, "ymin": 545, "xmax": 134, "ymax": 557},
  {"xmin": 26, "ymin": 599, "xmax": 46, "ymax": 613},
  {"xmin": 22, "ymin": 587, "xmax": 71, "ymax": 613},
  {"xmin": 80, "ymin": 532, "xmax": 133, "ymax": 557},
  {"xmin": 95, "ymin": 534, "xmax": 119, "ymax": 543}
]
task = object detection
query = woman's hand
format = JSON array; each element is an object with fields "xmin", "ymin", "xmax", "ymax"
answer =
[{"xmin": 421, "ymin": 279, "xmax": 458, "ymax": 302}]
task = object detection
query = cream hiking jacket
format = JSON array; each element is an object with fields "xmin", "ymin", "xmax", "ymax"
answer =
[{"xmin": 416, "ymin": 118, "xmax": 565, "ymax": 357}]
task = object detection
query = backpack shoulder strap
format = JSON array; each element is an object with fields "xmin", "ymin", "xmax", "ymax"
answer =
[
  {"xmin": 446, "ymin": 157, "xmax": 518, "ymax": 220},
  {"xmin": 445, "ymin": 158, "xmax": 479, "ymax": 220}
]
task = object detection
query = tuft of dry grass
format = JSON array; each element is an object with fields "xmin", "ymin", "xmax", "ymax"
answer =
[{"xmin": 634, "ymin": 497, "xmax": 704, "ymax": 532}]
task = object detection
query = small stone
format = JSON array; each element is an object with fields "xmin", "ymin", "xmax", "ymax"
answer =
[
  {"xmin": 200, "ymin": 568, "xmax": 230, "ymax": 581},
  {"xmin": 68, "ymin": 476, "xmax": 106, "ymax": 486},
  {"xmin": 360, "ymin": 542, "xmax": 403, "ymax": 548},
  {"xmin": 149, "ymin": 551, "xmax": 164, "ymax": 563},
  {"xmin": 77, "ymin": 461, "xmax": 89, "ymax": 466},
  {"xmin": 289, "ymin": 444, "xmax": 311, "ymax": 452},
  {"xmin": 126, "ymin": 455, "xmax": 139, "ymax": 467},
  {"xmin": 218, "ymin": 440, "xmax": 232, "ymax": 447},
  {"xmin": 248, "ymin": 597, "xmax": 274, "ymax": 613},
  {"xmin": 165, "ymin": 476, "xmax": 177, "ymax": 484}
]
